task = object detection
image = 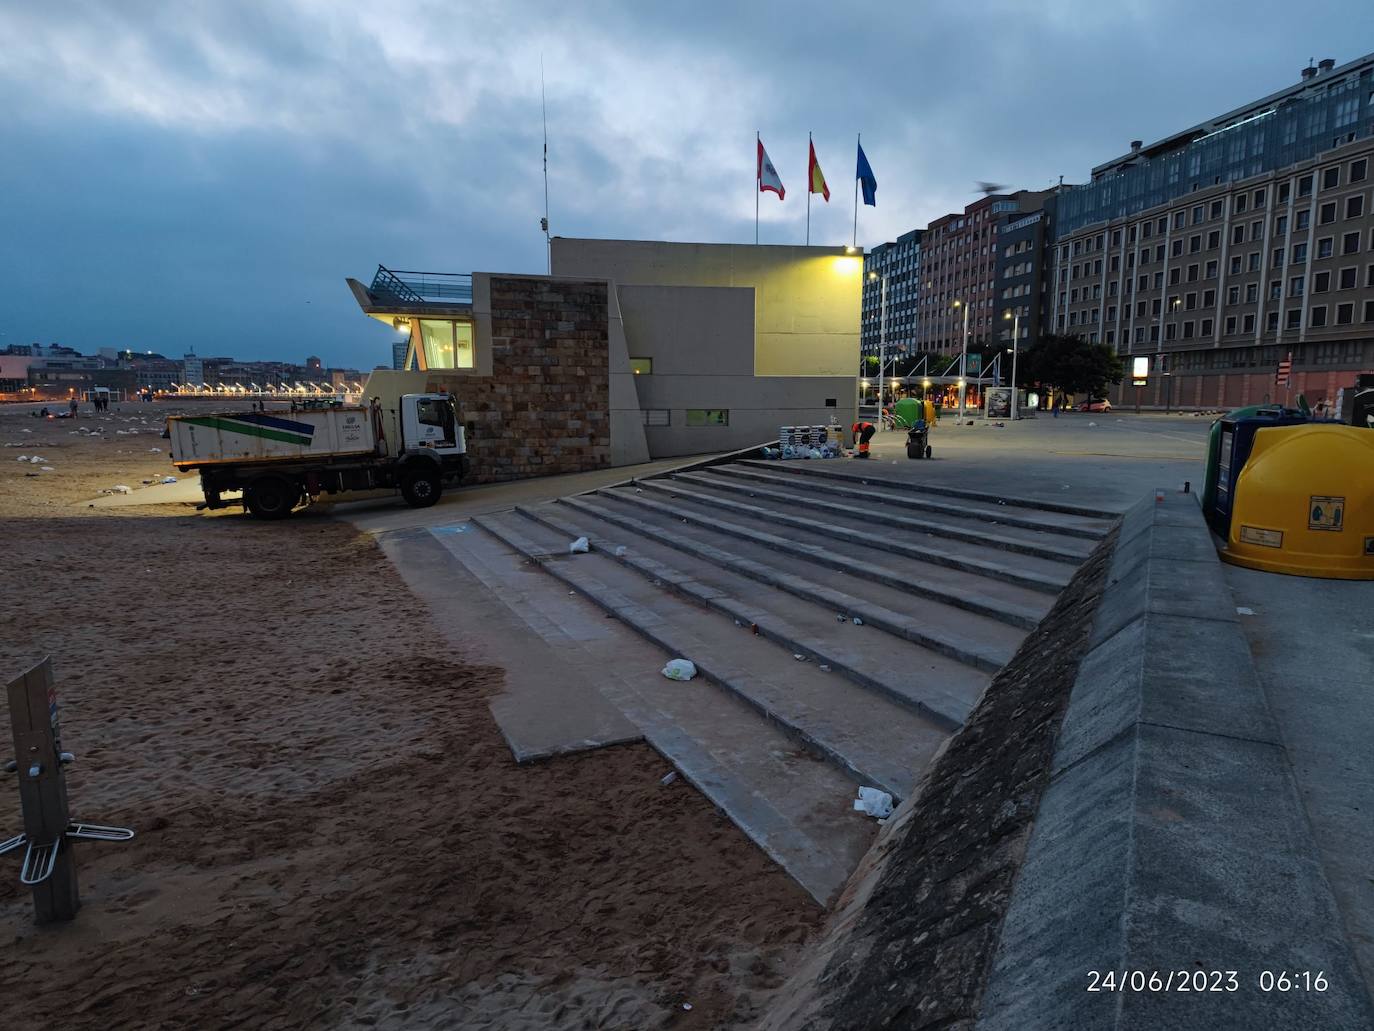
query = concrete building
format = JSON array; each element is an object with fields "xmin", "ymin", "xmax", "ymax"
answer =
[
  {"xmin": 1052, "ymin": 53, "xmax": 1374, "ymax": 409},
  {"xmin": 345, "ymin": 240, "xmax": 861, "ymax": 481},
  {"xmin": 915, "ymin": 191, "xmax": 1053, "ymax": 354},
  {"xmin": 861, "ymin": 230, "xmax": 922, "ymax": 361},
  {"xmin": 993, "ymin": 196, "xmax": 1060, "ymax": 354}
]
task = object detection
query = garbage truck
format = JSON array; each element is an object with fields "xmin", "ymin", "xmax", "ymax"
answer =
[{"xmin": 166, "ymin": 389, "xmax": 467, "ymax": 519}]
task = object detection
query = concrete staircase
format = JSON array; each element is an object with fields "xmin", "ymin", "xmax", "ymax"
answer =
[{"xmin": 455, "ymin": 459, "xmax": 1115, "ymax": 903}]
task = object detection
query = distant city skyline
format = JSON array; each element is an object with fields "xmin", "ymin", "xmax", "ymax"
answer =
[{"xmin": 2, "ymin": 1, "xmax": 1371, "ymax": 368}]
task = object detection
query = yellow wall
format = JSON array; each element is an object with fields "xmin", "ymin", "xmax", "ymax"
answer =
[{"xmin": 551, "ymin": 239, "xmax": 861, "ymax": 377}]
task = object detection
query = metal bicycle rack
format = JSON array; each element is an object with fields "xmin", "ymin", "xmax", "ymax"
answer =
[{"xmin": 5, "ymin": 657, "xmax": 134, "ymax": 923}]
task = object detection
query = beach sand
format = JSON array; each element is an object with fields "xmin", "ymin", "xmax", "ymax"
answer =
[{"xmin": 0, "ymin": 404, "xmax": 820, "ymax": 1029}]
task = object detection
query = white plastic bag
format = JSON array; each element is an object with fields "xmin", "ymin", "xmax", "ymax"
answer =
[
  {"xmin": 661, "ymin": 658, "xmax": 697, "ymax": 681},
  {"xmin": 853, "ymin": 786, "xmax": 894, "ymax": 819},
  {"xmin": 569, "ymin": 536, "xmax": 590, "ymax": 553}
]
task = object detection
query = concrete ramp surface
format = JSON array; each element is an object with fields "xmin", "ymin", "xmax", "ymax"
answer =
[{"xmin": 384, "ymin": 458, "xmax": 1113, "ymax": 903}]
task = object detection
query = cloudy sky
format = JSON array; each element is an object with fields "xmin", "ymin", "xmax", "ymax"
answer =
[{"xmin": 2, "ymin": 1, "xmax": 1371, "ymax": 369}]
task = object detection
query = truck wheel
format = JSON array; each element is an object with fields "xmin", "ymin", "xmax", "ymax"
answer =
[
  {"xmin": 401, "ymin": 468, "xmax": 442, "ymax": 508},
  {"xmin": 245, "ymin": 476, "xmax": 300, "ymax": 520}
]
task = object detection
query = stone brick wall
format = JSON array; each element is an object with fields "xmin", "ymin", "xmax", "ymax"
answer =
[{"xmin": 429, "ymin": 276, "xmax": 612, "ymax": 484}]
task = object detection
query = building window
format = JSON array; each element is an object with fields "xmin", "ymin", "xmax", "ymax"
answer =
[
  {"xmin": 686, "ymin": 409, "xmax": 729, "ymax": 427},
  {"xmin": 1205, "ymin": 259, "xmax": 1218, "ymax": 279},
  {"xmin": 1275, "ymin": 215, "xmax": 1288, "ymax": 236},
  {"xmin": 1170, "ymin": 267, "xmax": 1181, "ymax": 285},
  {"xmin": 1286, "ymin": 309, "xmax": 1302, "ymax": 330},
  {"xmin": 1188, "ymin": 264, "xmax": 1200, "ymax": 282},
  {"xmin": 1207, "ymin": 230, "xmax": 1220, "ymax": 249},
  {"xmin": 1228, "ymin": 286, "xmax": 1241, "ymax": 304},
  {"xmin": 1225, "ymin": 316, "xmax": 1237, "ymax": 334},
  {"xmin": 1203, "ymin": 289, "xmax": 1216, "ymax": 306},
  {"xmin": 1272, "ymin": 247, "xmax": 1285, "ymax": 268},
  {"xmin": 1192, "ymin": 205, "xmax": 1204, "ymax": 224},
  {"xmin": 629, "ymin": 357, "xmax": 653, "ymax": 374},
  {"xmin": 1232, "ymin": 224, "xmax": 1245, "ymax": 245},
  {"xmin": 1343, "ymin": 232, "xmax": 1361, "ymax": 255},
  {"xmin": 1298, "ymin": 175, "xmax": 1313, "ymax": 197},
  {"xmin": 418, "ymin": 319, "xmax": 475, "ymax": 369},
  {"xmin": 1336, "ymin": 303, "xmax": 1354, "ymax": 325},
  {"xmin": 1268, "ymin": 311, "xmax": 1280, "ymax": 332},
  {"xmin": 1315, "ymin": 271, "xmax": 1331, "ymax": 292},
  {"xmin": 1292, "ymin": 242, "xmax": 1307, "ymax": 264},
  {"xmin": 1364, "ymin": 300, "xmax": 1374, "ymax": 323},
  {"xmin": 1289, "ymin": 275, "xmax": 1305, "ymax": 297},
  {"xmin": 1246, "ymin": 283, "xmax": 1259, "ymax": 303},
  {"xmin": 1244, "ymin": 313, "xmax": 1256, "ymax": 333},
  {"xmin": 1234, "ymin": 194, "xmax": 1248, "ymax": 214},
  {"xmin": 1254, "ymin": 188, "xmax": 1266, "ymax": 208},
  {"xmin": 642, "ymin": 408, "xmax": 671, "ymax": 425},
  {"xmin": 1347, "ymin": 195, "xmax": 1365, "ymax": 220},
  {"xmin": 1173, "ymin": 211, "xmax": 1186, "ymax": 229},
  {"xmin": 1322, "ymin": 167, "xmax": 1340, "ymax": 190},
  {"xmin": 1183, "ymin": 321, "xmax": 1195, "ymax": 339},
  {"xmin": 1172, "ymin": 239, "xmax": 1183, "ymax": 257},
  {"xmin": 1165, "ymin": 323, "xmax": 1177, "ymax": 341},
  {"xmin": 1310, "ymin": 306, "xmax": 1328, "ymax": 328},
  {"xmin": 1297, "ymin": 209, "xmax": 1311, "ymax": 231},
  {"xmin": 1320, "ymin": 202, "xmax": 1337, "ymax": 224},
  {"xmin": 1318, "ymin": 237, "xmax": 1334, "ymax": 258},
  {"xmin": 1340, "ymin": 267, "xmax": 1358, "ymax": 289},
  {"xmin": 1230, "ymin": 255, "xmax": 1243, "ymax": 275},
  {"xmin": 1269, "ymin": 280, "xmax": 1283, "ymax": 301},
  {"xmin": 1186, "ymin": 292, "xmax": 1198, "ymax": 310},
  {"xmin": 1352, "ymin": 159, "xmax": 1368, "ymax": 183},
  {"xmin": 1189, "ymin": 234, "xmax": 1201, "ymax": 253},
  {"xmin": 1278, "ymin": 182, "xmax": 1291, "ymax": 203}
]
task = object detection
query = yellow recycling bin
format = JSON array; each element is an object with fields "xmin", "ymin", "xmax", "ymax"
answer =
[{"xmin": 1223, "ymin": 424, "xmax": 1374, "ymax": 579}]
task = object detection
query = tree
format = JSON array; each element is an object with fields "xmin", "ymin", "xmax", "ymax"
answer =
[{"xmin": 1015, "ymin": 334, "xmax": 1123, "ymax": 398}]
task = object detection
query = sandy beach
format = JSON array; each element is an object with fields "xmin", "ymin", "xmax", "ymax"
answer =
[{"xmin": 0, "ymin": 403, "xmax": 820, "ymax": 1029}]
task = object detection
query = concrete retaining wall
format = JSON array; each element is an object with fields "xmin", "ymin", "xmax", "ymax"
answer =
[{"xmin": 976, "ymin": 491, "xmax": 1373, "ymax": 1029}]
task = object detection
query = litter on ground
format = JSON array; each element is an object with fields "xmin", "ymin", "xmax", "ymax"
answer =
[
  {"xmin": 854, "ymin": 786, "xmax": 894, "ymax": 819},
  {"xmin": 661, "ymin": 658, "xmax": 697, "ymax": 681},
  {"xmin": 569, "ymin": 536, "xmax": 590, "ymax": 553}
]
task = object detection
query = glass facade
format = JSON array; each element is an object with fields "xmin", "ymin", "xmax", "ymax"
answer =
[{"xmin": 1059, "ymin": 70, "xmax": 1373, "ymax": 236}]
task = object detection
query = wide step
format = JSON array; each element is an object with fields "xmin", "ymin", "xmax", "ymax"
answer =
[{"xmin": 473, "ymin": 512, "xmax": 951, "ymax": 801}]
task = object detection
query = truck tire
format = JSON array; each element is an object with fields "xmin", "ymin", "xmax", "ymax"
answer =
[
  {"xmin": 401, "ymin": 467, "xmax": 442, "ymax": 508},
  {"xmin": 244, "ymin": 475, "xmax": 300, "ymax": 520}
]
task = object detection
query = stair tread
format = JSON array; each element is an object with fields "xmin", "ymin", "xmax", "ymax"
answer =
[
  {"xmin": 633, "ymin": 478, "xmax": 1072, "ymax": 591},
  {"xmin": 522, "ymin": 501, "xmax": 990, "ymax": 719},
  {"xmin": 475, "ymin": 512, "xmax": 950, "ymax": 801},
  {"xmin": 593, "ymin": 486, "xmax": 1053, "ymax": 626},
  {"xmin": 678, "ymin": 469, "xmax": 1097, "ymax": 559}
]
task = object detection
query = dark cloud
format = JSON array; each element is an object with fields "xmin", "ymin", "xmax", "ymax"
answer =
[{"xmin": 1, "ymin": 0, "xmax": 1370, "ymax": 367}]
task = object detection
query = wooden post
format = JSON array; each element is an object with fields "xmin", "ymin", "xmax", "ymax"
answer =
[{"xmin": 7, "ymin": 657, "xmax": 80, "ymax": 922}]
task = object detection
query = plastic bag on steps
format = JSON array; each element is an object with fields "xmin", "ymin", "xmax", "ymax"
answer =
[
  {"xmin": 661, "ymin": 659, "xmax": 698, "ymax": 681},
  {"xmin": 853, "ymin": 786, "xmax": 894, "ymax": 819},
  {"xmin": 569, "ymin": 536, "xmax": 590, "ymax": 553}
]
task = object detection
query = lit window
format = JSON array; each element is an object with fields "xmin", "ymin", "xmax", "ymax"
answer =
[
  {"xmin": 686, "ymin": 409, "xmax": 729, "ymax": 427},
  {"xmin": 629, "ymin": 357, "xmax": 653, "ymax": 375}
]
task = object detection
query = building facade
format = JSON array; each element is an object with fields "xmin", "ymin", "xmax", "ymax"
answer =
[
  {"xmin": 860, "ymin": 229, "xmax": 922, "ymax": 360},
  {"xmin": 1052, "ymin": 54, "xmax": 1374, "ymax": 408},
  {"xmin": 915, "ymin": 191, "xmax": 1052, "ymax": 355},
  {"xmin": 346, "ymin": 240, "xmax": 861, "ymax": 476}
]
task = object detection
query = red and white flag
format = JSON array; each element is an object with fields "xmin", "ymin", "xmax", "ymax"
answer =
[{"xmin": 757, "ymin": 138, "xmax": 785, "ymax": 199}]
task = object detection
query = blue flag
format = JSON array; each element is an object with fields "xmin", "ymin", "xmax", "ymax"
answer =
[{"xmin": 856, "ymin": 142, "xmax": 877, "ymax": 206}]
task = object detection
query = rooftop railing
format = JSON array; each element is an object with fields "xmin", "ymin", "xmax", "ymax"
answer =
[{"xmin": 370, "ymin": 264, "xmax": 473, "ymax": 304}]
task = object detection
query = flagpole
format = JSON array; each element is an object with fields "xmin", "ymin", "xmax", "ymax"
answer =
[
  {"xmin": 852, "ymin": 133, "xmax": 860, "ymax": 250},
  {"xmin": 755, "ymin": 130, "xmax": 760, "ymax": 246},
  {"xmin": 806, "ymin": 132, "xmax": 812, "ymax": 246}
]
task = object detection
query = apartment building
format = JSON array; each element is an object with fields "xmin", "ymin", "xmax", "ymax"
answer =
[
  {"xmin": 915, "ymin": 191, "xmax": 1052, "ymax": 354},
  {"xmin": 1051, "ymin": 53, "xmax": 1374, "ymax": 408},
  {"xmin": 860, "ymin": 229, "xmax": 922, "ymax": 359}
]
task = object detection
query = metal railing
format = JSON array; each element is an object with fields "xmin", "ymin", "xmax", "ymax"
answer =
[{"xmin": 370, "ymin": 265, "xmax": 472, "ymax": 304}]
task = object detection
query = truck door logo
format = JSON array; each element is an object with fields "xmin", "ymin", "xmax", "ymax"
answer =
[{"xmin": 1308, "ymin": 495, "xmax": 1344, "ymax": 532}]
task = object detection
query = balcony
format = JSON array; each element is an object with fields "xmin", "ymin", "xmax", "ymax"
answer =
[{"xmin": 369, "ymin": 265, "xmax": 473, "ymax": 304}]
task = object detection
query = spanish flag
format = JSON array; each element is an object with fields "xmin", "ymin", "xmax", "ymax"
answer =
[{"xmin": 808, "ymin": 139, "xmax": 830, "ymax": 201}]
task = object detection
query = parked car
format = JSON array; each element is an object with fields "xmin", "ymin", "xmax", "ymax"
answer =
[{"xmin": 1077, "ymin": 398, "xmax": 1112, "ymax": 412}]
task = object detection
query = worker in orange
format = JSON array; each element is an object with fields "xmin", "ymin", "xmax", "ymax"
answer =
[{"xmin": 852, "ymin": 420, "xmax": 876, "ymax": 459}]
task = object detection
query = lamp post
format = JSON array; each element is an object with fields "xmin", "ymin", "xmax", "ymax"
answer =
[
  {"xmin": 869, "ymin": 271, "xmax": 888, "ymax": 429},
  {"xmin": 953, "ymin": 299, "xmax": 970, "ymax": 419},
  {"xmin": 1155, "ymin": 297, "xmax": 1180, "ymax": 413},
  {"xmin": 1003, "ymin": 309, "xmax": 1020, "ymax": 421}
]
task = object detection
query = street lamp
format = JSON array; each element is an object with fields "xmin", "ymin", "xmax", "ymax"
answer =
[
  {"xmin": 869, "ymin": 271, "xmax": 888, "ymax": 429},
  {"xmin": 1003, "ymin": 309, "xmax": 1020, "ymax": 421},
  {"xmin": 952, "ymin": 299, "xmax": 971, "ymax": 418},
  {"xmin": 1155, "ymin": 297, "xmax": 1181, "ymax": 414}
]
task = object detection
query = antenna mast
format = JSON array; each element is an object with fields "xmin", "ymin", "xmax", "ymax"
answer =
[{"xmin": 541, "ymin": 57, "xmax": 551, "ymax": 275}]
